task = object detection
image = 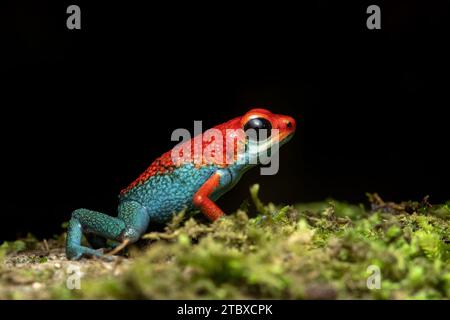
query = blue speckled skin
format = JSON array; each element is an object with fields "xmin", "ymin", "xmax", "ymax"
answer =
[
  {"xmin": 121, "ymin": 163, "xmax": 249, "ymax": 223},
  {"xmin": 66, "ymin": 109, "xmax": 295, "ymax": 260},
  {"xmin": 66, "ymin": 163, "xmax": 250, "ymax": 260}
]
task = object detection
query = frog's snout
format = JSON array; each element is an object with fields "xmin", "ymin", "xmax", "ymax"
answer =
[{"xmin": 279, "ymin": 115, "xmax": 296, "ymax": 136}]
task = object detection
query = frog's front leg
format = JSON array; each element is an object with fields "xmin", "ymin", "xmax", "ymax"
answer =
[
  {"xmin": 66, "ymin": 200, "xmax": 149, "ymax": 260},
  {"xmin": 193, "ymin": 169, "xmax": 233, "ymax": 221}
]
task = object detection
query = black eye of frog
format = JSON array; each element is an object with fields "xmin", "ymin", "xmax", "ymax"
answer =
[{"xmin": 244, "ymin": 117, "xmax": 272, "ymax": 141}]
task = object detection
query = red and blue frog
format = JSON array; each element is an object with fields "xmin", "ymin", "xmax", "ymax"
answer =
[{"xmin": 66, "ymin": 108, "xmax": 296, "ymax": 260}]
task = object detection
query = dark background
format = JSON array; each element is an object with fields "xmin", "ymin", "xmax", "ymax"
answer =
[{"xmin": 2, "ymin": 1, "xmax": 449, "ymax": 240}]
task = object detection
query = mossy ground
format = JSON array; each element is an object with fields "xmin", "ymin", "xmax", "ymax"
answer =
[{"xmin": 1, "ymin": 185, "xmax": 449, "ymax": 299}]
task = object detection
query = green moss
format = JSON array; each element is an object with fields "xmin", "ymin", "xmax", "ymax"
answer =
[
  {"xmin": 0, "ymin": 241, "xmax": 27, "ymax": 255},
  {"xmin": 0, "ymin": 235, "xmax": 39, "ymax": 261},
  {"xmin": 1, "ymin": 186, "xmax": 449, "ymax": 299}
]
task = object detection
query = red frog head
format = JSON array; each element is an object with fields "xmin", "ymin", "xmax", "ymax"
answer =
[
  {"xmin": 239, "ymin": 108, "xmax": 296, "ymax": 146},
  {"xmin": 198, "ymin": 108, "xmax": 297, "ymax": 167}
]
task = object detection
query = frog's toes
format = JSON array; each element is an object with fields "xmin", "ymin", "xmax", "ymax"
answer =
[{"xmin": 66, "ymin": 245, "xmax": 109, "ymax": 261}]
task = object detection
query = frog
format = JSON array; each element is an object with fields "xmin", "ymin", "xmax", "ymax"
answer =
[{"xmin": 66, "ymin": 108, "xmax": 296, "ymax": 260}]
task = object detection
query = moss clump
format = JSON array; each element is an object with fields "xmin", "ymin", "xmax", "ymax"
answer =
[
  {"xmin": 44, "ymin": 185, "xmax": 449, "ymax": 300},
  {"xmin": 1, "ymin": 186, "xmax": 448, "ymax": 299}
]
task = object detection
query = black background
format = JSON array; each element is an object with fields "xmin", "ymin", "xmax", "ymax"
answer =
[{"xmin": 3, "ymin": 1, "xmax": 449, "ymax": 240}]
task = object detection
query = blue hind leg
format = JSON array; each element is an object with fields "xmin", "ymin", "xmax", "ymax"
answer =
[{"xmin": 66, "ymin": 201, "xmax": 149, "ymax": 260}]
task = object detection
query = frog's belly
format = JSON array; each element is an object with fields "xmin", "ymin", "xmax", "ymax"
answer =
[{"xmin": 122, "ymin": 164, "xmax": 218, "ymax": 223}]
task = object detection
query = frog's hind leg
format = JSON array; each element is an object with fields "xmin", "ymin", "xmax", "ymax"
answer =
[
  {"xmin": 66, "ymin": 209, "xmax": 126, "ymax": 260},
  {"xmin": 66, "ymin": 201, "xmax": 150, "ymax": 260}
]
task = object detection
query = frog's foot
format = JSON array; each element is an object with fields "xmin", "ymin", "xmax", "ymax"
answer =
[
  {"xmin": 66, "ymin": 203, "xmax": 150, "ymax": 261},
  {"xmin": 66, "ymin": 244, "xmax": 112, "ymax": 261},
  {"xmin": 66, "ymin": 208, "xmax": 127, "ymax": 261}
]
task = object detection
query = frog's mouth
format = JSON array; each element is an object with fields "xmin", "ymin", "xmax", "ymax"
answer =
[
  {"xmin": 276, "ymin": 130, "xmax": 295, "ymax": 146},
  {"xmin": 245, "ymin": 129, "xmax": 295, "ymax": 161},
  {"xmin": 261, "ymin": 129, "xmax": 294, "ymax": 149}
]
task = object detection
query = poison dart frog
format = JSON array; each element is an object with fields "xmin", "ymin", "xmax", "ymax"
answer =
[{"xmin": 66, "ymin": 108, "xmax": 296, "ymax": 260}]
